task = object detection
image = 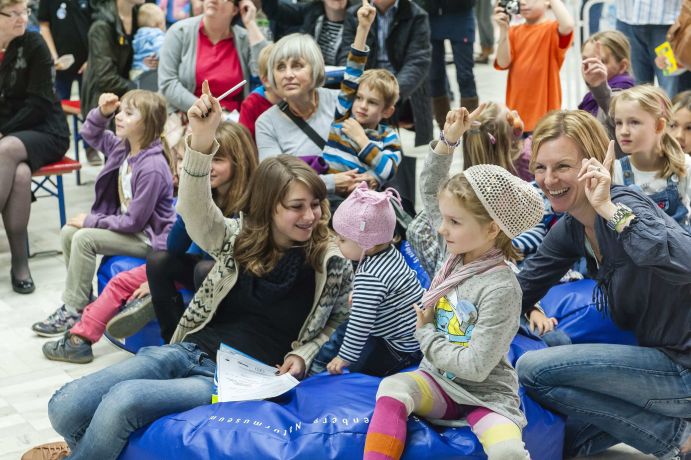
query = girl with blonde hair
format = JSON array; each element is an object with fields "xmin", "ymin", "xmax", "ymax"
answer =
[
  {"xmin": 516, "ymin": 109, "xmax": 691, "ymax": 459},
  {"xmin": 610, "ymin": 85, "xmax": 690, "ymax": 228}
]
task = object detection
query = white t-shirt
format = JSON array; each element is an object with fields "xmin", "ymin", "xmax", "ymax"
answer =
[
  {"xmin": 119, "ymin": 159, "xmax": 133, "ymax": 213},
  {"xmin": 613, "ymin": 155, "xmax": 691, "ymax": 210}
]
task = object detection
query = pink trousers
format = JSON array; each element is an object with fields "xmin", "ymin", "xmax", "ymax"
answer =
[{"xmin": 70, "ymin": 264, "xmax": 148, "ymax": 343}]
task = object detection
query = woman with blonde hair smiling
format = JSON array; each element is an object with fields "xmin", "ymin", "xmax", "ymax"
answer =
[{"xmin": 515, "ymin": 109, "xmax": 691, "ymax": 459}]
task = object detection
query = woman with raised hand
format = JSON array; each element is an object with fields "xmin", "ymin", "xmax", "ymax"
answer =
[{"xmin": 22, "ymin": 81, "xmax": 353, "ymax": 460}]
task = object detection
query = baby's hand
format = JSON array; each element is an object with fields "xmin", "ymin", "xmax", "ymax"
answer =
[
  {"xmin": 326, "ymin": 356, "xmax": 350, "ymax": 375},
  {"xmin": 98, "ymin": 93, "xmax": 120, "ymax": 117}
]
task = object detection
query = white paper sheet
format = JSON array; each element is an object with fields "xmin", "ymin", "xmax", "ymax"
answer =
[{"xmin": 216, "ymin": 344, "xmax": 300, "ymax": 402}]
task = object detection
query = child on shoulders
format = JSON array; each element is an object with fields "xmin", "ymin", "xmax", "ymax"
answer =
[
  {"xmin": 309, "ymin": 181, "xmax": 424, "ymax": 376},
  {"xmin": 363, "ymin": 108, "xmax": 544, "ymax": 460},
  {"xmin": 322, "ymin": 0, "xmax": 401, "ymax": 189},
  {"xmin": 493, "ymin": 0, "xmax": 574, "ymax": 134}
]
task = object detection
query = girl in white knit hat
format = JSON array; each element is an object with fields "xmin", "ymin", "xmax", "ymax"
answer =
[{"xmin": 363, "ymin": 108, "xmax": 544, "ymax": 460}]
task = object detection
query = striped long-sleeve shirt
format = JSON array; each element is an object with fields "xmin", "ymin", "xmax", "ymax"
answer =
[
  {"xmin": 338, "ymin": 245, "xmax": 424, "ymax": 363},
  {"xmin": 322, "ymin": 46, "xmax": 402, "ymax": 185}
]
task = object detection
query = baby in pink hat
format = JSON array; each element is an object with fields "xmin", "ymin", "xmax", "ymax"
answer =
[{"xmin": 313, "ymin": 182, "xmax": 425, "ymax": 376}]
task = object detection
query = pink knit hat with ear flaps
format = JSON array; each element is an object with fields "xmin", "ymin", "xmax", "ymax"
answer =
[{"xmin": 332, "ymin": 182, "xmax": 401, "ymax": 251}]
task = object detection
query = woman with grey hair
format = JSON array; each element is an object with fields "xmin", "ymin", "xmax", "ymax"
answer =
[
  {"xmin": 158, "ymin": 0, "xmax": 268, "ymax": 115},
  {"xmin": 0, "ymin": 0, "xmax": 69, "ymax": 294},
  {"xmin": 255, "ymin": 32, "xmax": 361, "ymax": 197}
]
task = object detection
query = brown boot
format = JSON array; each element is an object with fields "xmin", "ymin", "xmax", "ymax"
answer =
[
  {"xmin": 21, "ymin": 442, "xmax": 70, "ymax": 460},
  {"xmin": 461, "ymin": 96, "xmax": 479, "ymax": 113},
  {"xmin": 432, "ymin": 95, "xmax": 451, "ymax": 130},
  {"xmin": 474, "ymin": 46, "xmax": 493, "ymax": 64}
]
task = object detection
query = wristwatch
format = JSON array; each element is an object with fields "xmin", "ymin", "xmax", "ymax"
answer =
[{"xmin": 606, "ymin": 203, "xmax": 633, "ymax": 231}]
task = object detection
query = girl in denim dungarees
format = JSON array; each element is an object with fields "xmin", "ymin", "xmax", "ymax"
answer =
[{"xmin": 610, "ymin": 85, "xmax": 691, "ymax": 231}]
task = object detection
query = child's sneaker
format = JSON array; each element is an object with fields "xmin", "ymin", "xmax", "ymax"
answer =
[
  {"xmin": 42, "ymin": 333, "xmax": 93, "ymax": 364},
  {"xmin": 31, "ymin": 305, "xmax": 81, "ymax": 337},
  {"xmin": 106, "ymin": 294, "xmax": 155, "ymax": 338}
]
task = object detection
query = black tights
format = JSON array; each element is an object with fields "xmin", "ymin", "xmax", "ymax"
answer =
[
  {"xmin": 0, "ymin": 137, "xmax": 31, "ymax": 280},
  {"xmin": 146, "ymin": 250, "xmax": 214, "ymax": 343}
]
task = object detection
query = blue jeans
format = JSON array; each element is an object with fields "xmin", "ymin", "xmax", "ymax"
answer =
[
  {"xmin": 428, "ymin": 12, "xmax": 477, "ymax": 99},
  {"xmin": 517, "ymin": 344, "xmax": 691, "ymax": 458},
  {"xmin": 48, "ymin": 343, "xmax": 215, "ymax": 460},
  {"xmin": 310, "ymin": 321, "xmax": 422, "ymax": 377},
  {"xmin": 616, "ymin": 20, "xmax": 679, "ymax": 97}
]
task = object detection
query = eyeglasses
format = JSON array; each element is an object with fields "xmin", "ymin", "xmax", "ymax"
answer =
[{"xmin": 0, "ymin": 9, "xmax": 30, "ymax": 18}]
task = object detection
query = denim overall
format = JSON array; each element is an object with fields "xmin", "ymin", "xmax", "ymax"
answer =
[{"xmin": 619, "ymin": 156, "xmax": 690, "ymax": 227}]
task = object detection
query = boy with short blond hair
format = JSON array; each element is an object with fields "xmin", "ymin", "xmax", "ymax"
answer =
[
  {"xmin": 493, "ymin": 0, "xmax": 574, "ymax": 133},
  {"xmin": 238, "ymin": 43, "xmax": 281, "ymax": 140},
  {"xmin": 323, "ymin": 0, "xmax": 402, "ymax": 188}
]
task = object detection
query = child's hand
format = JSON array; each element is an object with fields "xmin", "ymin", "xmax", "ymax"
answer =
[
  {"xmin": 528, "ymin": 309, "xmax": 558, "ymax": 336},
  {"xmin": 130, "ymin": 282, "xmax": 150, "ymax": 300},
  {"xmin": 239, "ymin": 0, "xmax": 257, "ymax": 26},
  {"xmin": 655, "ymin": 54, "xmax": 670, "ymax": 71},
  {"xmin": 506, "ymin": 109, "xmax": 524, "ymax": 138},
  {"xmin": 357, "ymin": 0, "xmax": 376, "ymax": 31},
  {"xmin": 67, "ymin": 213, "xmax": 88, "ymax": 229},
  {"xmin": 187, "ymin": 80, "xmax": 222, "ymax": 155},
  {"xmin": 493, "ymin": 5, "xmax": 510, "ymax": 32},
  {"xmin": 98, "ymin": 93, "xmax": 120, "ymax": 117},
  {"xmin": 326, "ymin": 356, "xmax": 350, "ymax": 375},
  {"xmin": 342, "ymin": 118, "xmax": 369, "ymax": 148},
  {"xmin": 413, "ymin": 303, "xmax": 434, "ymax": 329}
]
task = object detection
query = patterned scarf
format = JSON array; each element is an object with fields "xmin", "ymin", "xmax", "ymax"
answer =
[{"xmin": 421, "ymin": 248, "xmax": 507, "ymax": 310}]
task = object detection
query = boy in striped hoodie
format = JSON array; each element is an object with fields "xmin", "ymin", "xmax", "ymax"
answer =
[{"xmin": 322, "ymin": 0, "xmax": 402, "ymax": 190}]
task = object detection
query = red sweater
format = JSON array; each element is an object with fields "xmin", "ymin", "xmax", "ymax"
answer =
[{"xmin": 239, "ymin": 90, "xmax": 274, "ymax": 140}]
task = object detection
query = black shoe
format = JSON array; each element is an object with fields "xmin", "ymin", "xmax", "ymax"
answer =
[
  {"xmin": 43, "ymin": 332, "xmax": 93, "ymax": 364},
  {"xmin": 11, "ymin": 271, "xmax": 35, "ymax": 294},
  {"xmin": 106, "ymin": 294, "xmax": 155, "ymax": 338}
]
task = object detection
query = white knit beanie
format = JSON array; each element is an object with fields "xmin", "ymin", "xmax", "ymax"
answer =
[{"xmin": 463, "ymin": 164, "xmax": 544, "ymax": 238}]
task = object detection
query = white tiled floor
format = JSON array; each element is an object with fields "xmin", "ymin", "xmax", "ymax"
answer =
[{"xmin": 0, "ymin": 46, "xmax": 655, "ymax": 460}]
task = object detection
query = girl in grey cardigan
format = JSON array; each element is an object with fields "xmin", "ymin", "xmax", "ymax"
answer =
[{"xmin": 363, "ymin": 108, "xmax": 544, "ymax": 460}]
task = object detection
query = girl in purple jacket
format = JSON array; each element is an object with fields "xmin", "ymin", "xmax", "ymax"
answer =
[{"xmin": 32, "ymin": 89, "xmax": 176, "ymax": 337}]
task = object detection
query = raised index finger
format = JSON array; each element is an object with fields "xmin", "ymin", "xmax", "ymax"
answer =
[
  {"xmin": 362, "ymin": 0, "xmax": 369, "ymax": 6},
  {"xmin": 202, "ymin": 79, "xmax": 212, "ymax": 97}
]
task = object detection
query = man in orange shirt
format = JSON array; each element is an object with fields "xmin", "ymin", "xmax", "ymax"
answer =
[{"xmin": 493, "ymin": 0, "xmax": 574, "ymax": 133}]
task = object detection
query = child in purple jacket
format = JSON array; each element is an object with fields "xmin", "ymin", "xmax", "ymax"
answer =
[{"xmin": 32, "ymin": 89, "xmax": 176, "ymax": 337}]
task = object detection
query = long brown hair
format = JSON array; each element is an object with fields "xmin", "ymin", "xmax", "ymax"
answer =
[
  {"xmin": 213, "ymin": 122, "xmax": 258, "ymax": 217},
  {"xmin": 234, "ymin": 155, "xmax": 332, "ymax": 276},
  {"xmin": 462, "ymin": 102, "xmax": 521, "ymax": 175}
]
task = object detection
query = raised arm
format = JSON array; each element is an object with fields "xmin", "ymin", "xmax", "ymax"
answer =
[
  {"xmin": 550, "ymin": 0, "xmax": 575, "ymax": 36},
  {"xmin": 176, "ymin": 81, "xmax": 229, "ymax": 254},
  {"xmin": 493, "ymin": 5, "xmax": 511, "ymax": 69}
]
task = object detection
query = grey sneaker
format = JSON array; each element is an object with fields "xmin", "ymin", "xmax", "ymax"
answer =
[
  {"xmin": 42, "ymin": 333, "xmax": 93, "ymax": 364},
  {"xmin": 106, "ymin": 295, "xmax": 155, "ymax": 338},
  {"xmin": 32, "ymin": 305, "xmax": 81, "ymax": 337}
]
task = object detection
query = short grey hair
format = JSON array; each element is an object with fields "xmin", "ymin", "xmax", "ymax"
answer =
[
  {"xmin": 267, "ymin": 33, "xmax": 325, "ymax": 90},
  {"xmin": 0, "ymin": 0, "xmax": 26, "ymax": 11}
]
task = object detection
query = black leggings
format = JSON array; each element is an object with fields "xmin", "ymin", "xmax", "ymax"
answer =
[{"xmin": 146, "ymin": 251, "xmax": 214, "ymax": 343}]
